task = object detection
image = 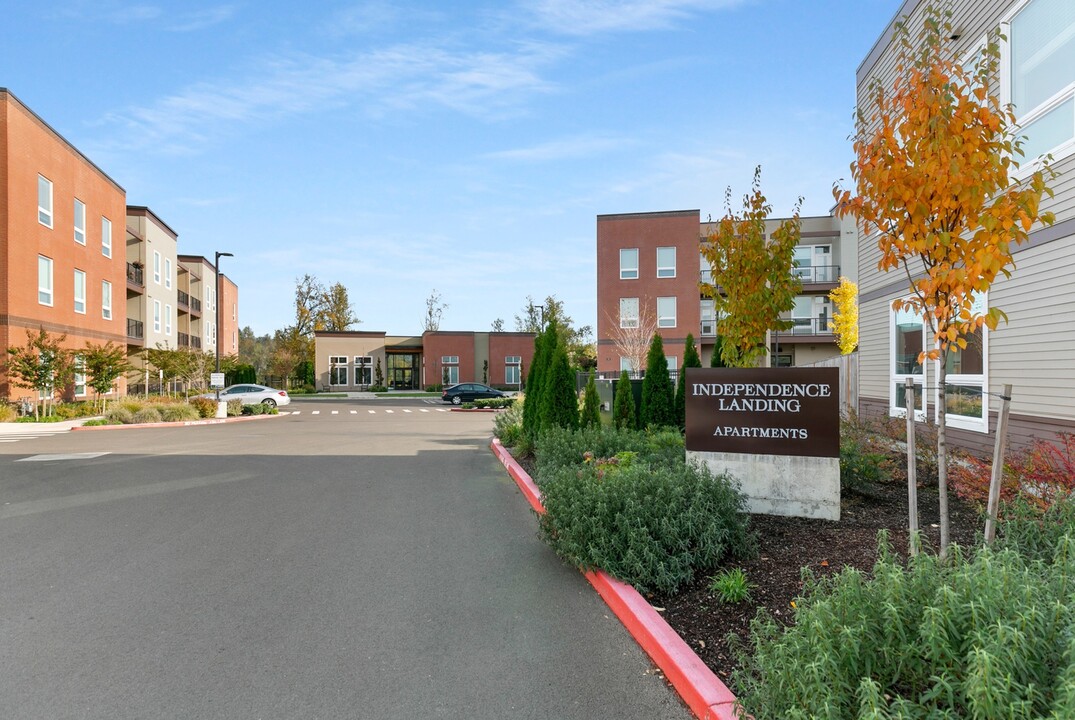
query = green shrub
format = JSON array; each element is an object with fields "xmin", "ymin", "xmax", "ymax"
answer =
[
  {"xmin": 839, "ymin": 439, "xmax": 888, "ymax": 492},
  {"xmin": 131, "ymin": 407, "xmax": 162, "ymax": 424},
  {"xmin": 105, "ymin": 407, "xmax": 134, "ymax": 424},
  {"xmin": 580, "ymin": 372, "xmax": 601, "ymax": 429},
  {"xmin": 732, "ymin": 533, "xmax": 1075, "ymax": 719},
  {"xmin": 493, "ymin": 399, "xmax": 524, "ymax": 447},
  {"xmin": 160, "ymin": 404, "xmax": 199, "ymax": 422},
  {"xmin": 536, "ymin": 426, "xmax": 684, "ymax": 481},
  {"xmin": 368, "ymin": 385, "xmax": 388, "ymax": 393},
  {"xmin": 81, "ymin": 418, "xmax": 111, "ymax": 426},
  {"xmin": 996, "ymin": 492, "xmax": 1075, "ymax": 564},
  {"xmin": 188, "ymin": 397, "xmax": 217, "ymax": 418},
  {"xmin": 0, "ymin": 404, "xmax": 17, "ymax": 423},
  {"xmin": 640, "ymin": 333, "xmax": 675, "ymax": 428},
  {"xmin": 540, "ymin": 343, "xmax": 579, "ymax": 431},
  {"xmin": 613, "ymin": 370, "xmax": 636, "ymax": 430},
  {"xmin": 474, "ymin": 397, "xmax": 514, "ymax": 409},
  {"xmin": 710, "ymin": 568, "xmax": 755, "ymax": 604},
  {"xmin": 242, "ymin": 403, "xmax": 274, "ymax": 416},
  {"xmin": 226, "ymin": 399, "xmax": 243, "ymax": 416},
  {"xmin": 425, "ymin": 384, "xmax": 443, "ymax": 392},
  {"xmin": 539, "ymin": 460, "xmax": 755, "ymax": 594}
]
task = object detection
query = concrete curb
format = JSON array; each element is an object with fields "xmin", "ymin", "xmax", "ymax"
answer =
[
  {"xmin": 489, "ymin": 438, "xmax": 740, "ymax": 720},
  {"xmin": 71, "ymin": 413, "xmax": 282, "ymax": 431}
]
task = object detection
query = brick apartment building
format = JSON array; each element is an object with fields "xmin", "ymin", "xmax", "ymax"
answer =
[
  {"xmin": 1, "ymin": 88, "xmax": 239, "ymax": 401},
  {"xmin": 314, "ymin": 331, "xmax": 536, "ymax": 391},
  {"xmin": 595, "ymin": 209, "xmax": 856, "ymax": 376},
  {"xmin": 1, "ymin": 88, "xmax": 129, "ymax": 401}
]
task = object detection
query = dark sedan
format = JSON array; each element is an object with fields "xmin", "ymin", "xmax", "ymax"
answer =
[{"xmin": 441, "ymin": 383, "xmax": 506, "ymax": 405}]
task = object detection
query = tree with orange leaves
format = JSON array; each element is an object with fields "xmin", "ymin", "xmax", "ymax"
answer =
[
  {"xmin": 702, "ymin": 166, "xmax": 802, "ymax": 368},
  {"xmin": 835, "ymin": 4, "xmax": 1054, "ymax": 556}
]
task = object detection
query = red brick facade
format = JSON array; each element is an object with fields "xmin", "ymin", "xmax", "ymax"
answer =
[
  {"xmin": 422, "ymin": 331, "xmax": 536, "ymax": 388},
  {"xmin": 1, "ymin": 89, "xmax": 128, "ymax": 400}
]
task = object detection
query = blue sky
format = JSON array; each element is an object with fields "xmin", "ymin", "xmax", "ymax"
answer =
[{"xmin": 3, "ymin": 0, "xmax": 902, "ymax": 337}]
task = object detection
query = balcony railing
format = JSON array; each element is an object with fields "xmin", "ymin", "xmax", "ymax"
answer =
[
  {"xmin": 780, "ymin": 318, "xmax": 834, "ymax": 336},
  {"xmin": 190, "ymin": 297, "xmax": 202, "ymax": 313},
  {"xmin": 178, "ymin": 331, "xmax": 190, "ymax": 347},
  {"xmin": 178, "ymin": 290, "xmax": 190, "ymax": 309},
  {"xmin": 191, "ymin": 336, "xmax": 202, "ymax": 350},
  {"xmin": 792, "ymin": 264, "xmax": 840, "ymax": 283},
  {"xmin": 127, "ymin": 263, "xmax": 145, "ymax": 286},
  {"xmin": 127, "ymin": 318, "xmax": 144, "ymax": 339}
]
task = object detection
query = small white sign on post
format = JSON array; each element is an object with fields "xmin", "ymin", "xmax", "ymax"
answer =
[{"xmin": 210, "ymin": 372, "xmax": 225, "ymax": 388}]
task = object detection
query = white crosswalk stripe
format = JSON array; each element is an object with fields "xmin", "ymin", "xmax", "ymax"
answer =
[
  {"xmin": 312, "ymin": 411, "xmax": 320, "ymax": 415},
  {"xmin": 331, "ymin": 410, "xmax": 339, "ymax": 415},
  {"xmin": 0, "ymin": 427, "xmax": 71, "ymax": 445},
  {"xmin": 350, "ymin": 410, "xmax": 357, "ymax": 414}
]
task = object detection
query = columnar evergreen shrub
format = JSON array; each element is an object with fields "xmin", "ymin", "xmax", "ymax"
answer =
[
  {"xmin": 523, "ymin": 321, "xmax": 555, "ymax": 439},
  {"xmin": 613, "ymin": 370, "xmax": 636, "ymax": 429},
  {"xmin": 675, "ymin": 333, "xmax": 701, "ymax": 431},
  {"xmin": 711, "ymin": 335, "xmax": 727, "ymax": 367},
  {"xmin": 640, "ymin": 334, "xmax": 675, "ymax": 428},
  {"xmin": 538, "ymin": 457, "xmax": 754, "ymax": 594},
  {"xmin": 541, "ymin": 343, "xmax": 578, "ymax": 431},
  {"xmin": 580, "ymin": 372, "xmax": 600, "ymax": 429},
  {"xmin": 732, "ymin": 533, "xmax": 1075, "ymax": 719}
]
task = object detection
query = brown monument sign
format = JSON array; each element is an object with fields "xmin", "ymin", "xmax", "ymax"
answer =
[{"xmin": 685, "ymin": 367, "xmax": 840, "ymax": 459}]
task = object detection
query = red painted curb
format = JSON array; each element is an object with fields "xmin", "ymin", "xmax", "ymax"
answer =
[
  {"xmin": 71, "ymin": 413, "xmax": 281, "ymax": 431},
  {"xmin": 489, "ymin": 438, "xmax": 740, "ymax": 720}
]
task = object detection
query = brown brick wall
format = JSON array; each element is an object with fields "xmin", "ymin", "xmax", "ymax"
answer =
[
  {"xmin": 488, "ymin": 333, "xmax": 536, "ymax": 388},
  {"xmin": 423, "ymin": 332, "xmax": 476, "ymax": 386},
  {"xmin": 2, "ymin": 91, "xmax": 127, "ymax": 400},
  {"xmin": 220, "ymin": 275, "xmax": 239, "ymax": 358}
]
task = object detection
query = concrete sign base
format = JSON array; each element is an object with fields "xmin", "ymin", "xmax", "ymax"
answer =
[{"xmin": 688, "ymin": 450, "xmax": 841, "ymax": 521}]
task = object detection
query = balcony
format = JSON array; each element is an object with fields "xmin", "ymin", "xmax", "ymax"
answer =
[
  {"xmin": 178, "ymin": 331, "xmax": 190, "ymax": 347},
  {"xmin": 774, "ymin": 318, "xmax": 835, "ymax": 340},
  {"xmin": 190, "ymin": 296, "xmax": 202, "ymax": 315},
  {"xmin": 126, "ymin": 262, "xmax": 145, "ymax": 290},
  {"xmin": 127, "ymin": 318, "xmax": 144, "ymax": 344},
  {"xmin": 178, "ymin": 290, "xmax": 190, "ymax": 310},
  {"xmin": 191, "ymin": 336, "xmax": 202, "ymax": 350}
]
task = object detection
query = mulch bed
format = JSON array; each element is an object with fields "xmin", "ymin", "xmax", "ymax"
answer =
[{"xmin": 651, "ymin": 475, "xmax": 982, "ymax": 691}]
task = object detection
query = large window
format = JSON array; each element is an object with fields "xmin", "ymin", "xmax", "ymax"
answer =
[
  {"xmin": 73, "ymin": 356, "xmax": 86, "ymax": 397},
  {"xmin": 619, "ymin": 248, "xmax": 639, "ymax": 280},
  {"xmin": 102, "ymin": 280, "xmax": 112, "ymax": 320},
  {"xmin": 789, "ymin": 296, "xmax": 832, "ymax": 335},
  {"xmin": 657, "ymin": 296, "xmax": 676, "ymax": 328},
  {"xmin": 73, "ymin": 269, "xmax": 86, "ymax": 314},
  {"xmin": 619, "ymin": 297, "xmax": 639, "ymax": 328},
  {"xmin": 38, "ymin": 256, "xmax": 53, "ymax": 306},
  {"xmin": 153, "ymin": 252, "xmax": 161, "ymax": 284},
  {"xmin": 329, "ymin": 355, "xmax": 348, "ymax": 385},
  {"xmin": 354, "ymin": 356, "xmax": 373, "ymax": 386},
  {"xmin": 38, "ymin": 175, "xmax": 53, "ymax": 227},
  {"xmin": 441, "ymin": 355, "xmax": 459, "ymax": 386},
  {"xmin": 74, "ymin": 199, "xmax": 86, "ymax": 244},
  {"xmin": 656, "ymin": 247, "xmax": 676, "ymax": 278},
  {"xmin": 891, "ymin": 303, "xmax": 926, "ymax": 418},
  {"xmin": 505, "ymin": 355, "xmax": 521, "ymax": 385},
  {"xmin": 153, "ymin": 300, "xmax": 162, "ymax": 333},
  {"xmin": 165, "ymin": 258, "xmax": 172, "ymax": 289},
  {"xmin": 102, "ymin": 217, "xmax": 112, "ymax": 258},
  {"xmin": 165, "ymin": 304, "xmax": 172, "ymax": 336},
  {"xmin": 1008, "ymin": 0, "xmax": 1075, "ymax": 161},
  {"xmin": 700, "ymin": 253, "xmax": 712, "ymax": 285},
  {"xmin": 792, "ymin": 245, "xmax": 833, "ymax": 283}
]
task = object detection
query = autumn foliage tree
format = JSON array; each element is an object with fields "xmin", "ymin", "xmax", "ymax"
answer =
[
  {"xmin": 828, "ymin": 277, "xmax": 859, "ymax": 355},
  {"xmin": 835, "ymin": 5, "xmax": 1055, "ymax": 556},
  {"xmin": 702, "ymin": 167, "xmax": 802, "ymax": 367}
]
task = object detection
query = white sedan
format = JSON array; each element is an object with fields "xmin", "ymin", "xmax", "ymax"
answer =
[{"xmin": 202, "ymin": 384, "xmax": 291, "ymax": 407}]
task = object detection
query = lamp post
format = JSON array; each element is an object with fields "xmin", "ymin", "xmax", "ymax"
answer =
[{"xmin": 214, "ymin": 251, "xmax": 233, "ymax": 417}]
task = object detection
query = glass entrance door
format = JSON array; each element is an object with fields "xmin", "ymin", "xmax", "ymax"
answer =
[{"xmin": 387, "ymin": 353, "xmax": 420, "ymax": 389}]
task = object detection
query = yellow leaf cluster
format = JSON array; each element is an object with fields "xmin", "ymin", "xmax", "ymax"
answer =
[{"xmin": 828, "ymin": 277, "xmax": 858, "ymax": 355}]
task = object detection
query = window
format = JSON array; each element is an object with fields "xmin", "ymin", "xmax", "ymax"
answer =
[
  {"xmin": 38, "ymin": 256, "xmax": 54, "ymax": 306},
  {"xmin": 792, "ymin": 245, "xmax": 833, "ymax": 283},
  {"xmin": 73, "ymin": 356, "xmax": 86, "ymax": 397},
  {"xmin": 232, "ymin": 303, "xmax": 236, "ymax": 321},
  {"xmin": 74, "ymin": 269, "xmax": 86, "ymax": 314},
  {"xmin": 101, "ymin": 217, "xmax": 112, "ymax": 258},
  {"xmin": 656, "ymin": 247, "xmax": 676, "ymax": 278},
  {"xmin": 329, "ymin": 356, "xmax": 349, "ymax": 385},
  {"xmin": 657, "ymin": 296, "xmax": 676, "ymax": 328},
  {"xmin": 620, "ymin": 356, "xmax": 635, "ymax": 373},
  {"xmin": 153, "ymin": 300, "xmax": 162, "ymax": 333},
  {"xmin": 619, "ymin": 248, "xmax": 639, "ymax": 280},
  {"xmin": 700, "ymin": 299, "xmax": 717, "ymax": 336},
  {"xmin": 441, "ymin": 356, "xmax": 459, "ymax": 386},
  {"xmin": 940, "ymin": 294, "xmax": 988, "ymax": 431},
  {"xmin": 619, "ymin": 297, "xmax": 639, "ymax": 328},
  {"xmin": 700, "ymin": 253, "xmax": 713, "ymax": 285},
  {"xmin": 165, "ymin": 304, "xmax": 172, "ymax": 335},
  {"xmin": 1007, "ymin": 0, "xmax": 1075, "ymax": 162},
  {"xmin": 890, "ymin": 302, "xmax": 926, "ymax": 418},
  {"xmin": 789, "ymin": 296, "xmax": 832, "ymax": 335},
  {"xmin": 153, "ymin": 251, "xmax": 161, "ymax": 284},
  {"xmin": 506, "ymin": 355, "xmax": 522, "ymax": 385},
  {"xmin": 102, "ymin": 280, "xmax": 112, "ymax": 320},
  {"xmin": 74, "ymin": 199, "xmax": 86, "ymax": 244},
  {"xmin": 354, "ymin": 356, "xmax": 373, "ymax": 385},
  {"xmin": 165, "ymin": 258, "xmax": 172, "ymax": 289},
  {"xmin": 38, "ymin": 175, "xmax": 53, "ymax": 227}
]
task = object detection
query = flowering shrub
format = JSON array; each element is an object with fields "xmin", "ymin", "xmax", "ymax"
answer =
[{"xmin": 951, "ymin": 432, "xmax": 1075, "ymax": 510}]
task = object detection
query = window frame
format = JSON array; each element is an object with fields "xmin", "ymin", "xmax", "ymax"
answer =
[
  {"xmin": 73, "ymin": 355, "xmax": 87, "ymax": 398},
  {"xmin": 74, "ymin": 199, "xmax": 86, "ymax": 245},
  {"xmin": 38, "ymin": 175, "xmax": 53, "ymax": 228},
  {"xmin": 153, "ymin": 300, "xmax": 162, "ymax": 333},
  {"xmin": 329, "ymin": 355, "xmax": 349, "ymax": 386},
  {"xmin": 700, "ymin": 298, "xmax": 717, "ymax": 336},
  {"xmin": 505, "ymin": 355, "xmax": 522, "ymax": 385},
  {"xmin": 38, "ymin": 255, "xmax": 54, "ymax": 306},
  {"xmin": 101, "ymin": 216, "xmax": 112, "ymax": 258},
  {"xmin": 165, "ymin": 258, "xmax": 172, "ymax": 289},
  {"xmin": 102, "ymin": 280, "xmax": 113, "ymax": 320},
  {"xmin": 153, "ymin": 251, "xmax": 162, "ymax": 284},
  {"xmin": 619, "ymin": 248, "xmax": 639, "ymax": 280},
  {"xmin": 889, "ymin": 299, "xmax": 927, "ymax": 421},
  {"xmin": 73, "ymin": 269, "xmax": 87, "ymax": 314},
  {"xmin": 656, "ymin": 246, "xmax": 676, "ymax": 278},
  {"xmin": 1001, "ymin": 0, "xmax": 1075, "ymax": 171},
  {"xmin": 164, "ymin": 304, "xmax": 172, "ymax": 336},
  {"xmin": 657, "ymin": 296, "xmax": 676, "ymax": 328},
  {"xmin": 619, "ymin": 297, "xmax": 639, "ymax": 329}
]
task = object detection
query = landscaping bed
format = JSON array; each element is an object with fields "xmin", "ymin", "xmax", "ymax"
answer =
[{"xmin": 654, "ymin": 480, "xmax": 982, "ymax": 689}]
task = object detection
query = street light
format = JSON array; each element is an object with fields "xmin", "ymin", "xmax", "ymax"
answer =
[{"xmin": 214, "ymin": 251, "xmax": 233, "ymax": 417}]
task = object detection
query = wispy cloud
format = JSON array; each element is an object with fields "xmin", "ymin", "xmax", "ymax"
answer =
[
  {"xmin": 47, "ymin": 1, "xmax": 234, "ymax": 29},
  {"xmin": 95, "ymin": 42, "xmax": 562, "ymax": 154},
  {"xmin": 522, "ymin": 0, "xmax": 746, "ymax": 36},
  {"xmin": 168, "ymin": 5, "xmax": 237, "ymax": 32},
  {"xmin": 485, "ymin": 134, "xmax": 633, "ymax": 162}
]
